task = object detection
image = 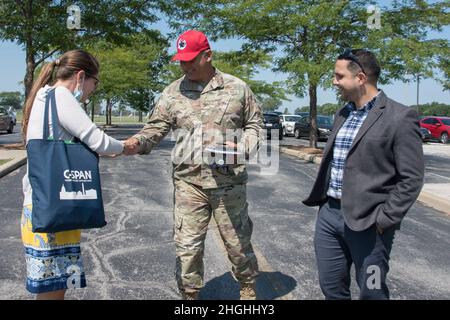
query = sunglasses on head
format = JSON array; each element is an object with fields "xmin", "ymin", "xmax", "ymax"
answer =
[{"xmin": 339, "ymin": 48, "xmax": 367, "ymax": 75}]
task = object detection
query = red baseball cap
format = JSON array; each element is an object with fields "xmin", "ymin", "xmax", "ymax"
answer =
[{"xmin": 172, "ymin": 30, "xmax": 211, "ymax": 62}]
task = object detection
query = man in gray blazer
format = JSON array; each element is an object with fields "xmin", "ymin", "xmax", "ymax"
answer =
[{"xmin": 303, "ymin": 49, "xmax": 424, "ymax": 299}]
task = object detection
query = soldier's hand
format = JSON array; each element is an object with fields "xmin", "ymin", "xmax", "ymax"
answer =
[{"xmin": 122, "ymin": 138, "xmax": 140, "ymax": 156}]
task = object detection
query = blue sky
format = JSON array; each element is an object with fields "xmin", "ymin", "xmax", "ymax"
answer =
[{"xmin": 1, "ymin": 2, "xmax": 449, "ymax": 113}]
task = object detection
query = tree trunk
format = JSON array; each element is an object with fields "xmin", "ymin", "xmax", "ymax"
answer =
[
  {"xmin": 309, "ymin": 83, "xmax": 318, "ymax": 148},
  {"xmin": 138, "ymin": 111, "xmax": 143, "ymax": 122},
  {"xmin": 106, "ymin": 99, "xmax": 111, "ymax": 125},
  {"xmin": 24, "ymin": 38, "xmax": 35, "ymax": 100},
  {"xmin": 108, "ymin": 101, "xmax": 113, "ymax": 126},
  {"xmin": 22, "ymin": 1, "xmax": 35, "ymax": 100}
]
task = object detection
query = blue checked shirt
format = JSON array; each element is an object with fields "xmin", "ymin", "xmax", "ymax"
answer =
[{"xmin": 327, "ymin": 94, "xmax": 379, "ymax": 199}]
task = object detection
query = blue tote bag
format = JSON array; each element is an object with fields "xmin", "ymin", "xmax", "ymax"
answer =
[{"xmin": 27, "ymin": 88, "xmax": 106, "ymax": 233}]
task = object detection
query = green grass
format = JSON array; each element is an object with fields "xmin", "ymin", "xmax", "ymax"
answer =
[
  {"xmin": 0, "ymin": 159, "xmax": 12, "ymax": 166},
  {"xmin": 15, "ymin": 112, "xmax": 145, "ymax": 125},
  {"xmin": 15, "ymin": 111, "xmax": 22, "ymax": 123}
]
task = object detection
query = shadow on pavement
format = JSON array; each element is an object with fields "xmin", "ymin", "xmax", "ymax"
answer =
[{"xmin": 199, "ymin": 271, "xmax": 297, "ymax": 300}]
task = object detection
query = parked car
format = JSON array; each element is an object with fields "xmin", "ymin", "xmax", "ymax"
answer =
[
  {"xmin": 295, "ymin": 112, "xmax": 309, "ymax": 118},
  {"xmin": 280, "ymin": 114, "xmax": 304, "ymax": 136},
  {"xmin": 271, "ymin": 111, "xmax": 283, "ymax": 116},
  {"xmin": 263, "ymin": 112, "xmax": 283, "ymax": 140},
  {"xmin": 294, "ymin": 115, "xmax": 333, "ymax": 141},
  {"xmin": 8, "ymin": 107, "xmax": 17, "ymax": 125},
  {"xmin": 0, "ymin": 107, "xmax": 15, "ymax": 134},
  {"xmin": 419, "ymin": 127, "xmax": 432, "ymax": 142},
  {"xmin": 420, "ymin": 116, "xmax": 450, "ymax": 144}
]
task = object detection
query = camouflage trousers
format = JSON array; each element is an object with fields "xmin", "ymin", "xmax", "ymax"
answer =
[{"xmin": 173, "ymin": 179, "xmax": 259, "ymax": 293}]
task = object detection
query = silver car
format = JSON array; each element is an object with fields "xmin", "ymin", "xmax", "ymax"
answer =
[
  {"xmin": 0, "ymin": 107, "xmax": 15, "ymax": 134},
  {"xmin": 280, "ymin": 114, "xmax": 303, "ymax": 136},
  {"xmin": 8, "ymin": 107, "xmax": 17, "ymax": 125}
]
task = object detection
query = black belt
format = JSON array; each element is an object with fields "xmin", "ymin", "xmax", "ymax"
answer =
[{"xmin": 327, "ymin": 197, "xmax": 341, "ymax": 208}]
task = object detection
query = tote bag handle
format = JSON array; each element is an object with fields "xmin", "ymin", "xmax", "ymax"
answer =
[{"xmin": 43, "ymin": 89, "xmax": 60, "ymax": 140}]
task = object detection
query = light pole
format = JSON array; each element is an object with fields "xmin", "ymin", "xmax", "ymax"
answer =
[{"xmin": 416, "ymin": 74, "xmax": 420, "ymax": 113}]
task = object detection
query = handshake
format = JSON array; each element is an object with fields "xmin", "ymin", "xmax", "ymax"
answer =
[
  {"xmin": 102, "ymin": 138, "xmax": 140, "ymax": 158},
  {"xmin": 106, "ymin": 137, "xmax": 140, "ymax": 157},
  {"xmin": 122, "ymin": 137, "xmax": 140, "ymax": 156}
]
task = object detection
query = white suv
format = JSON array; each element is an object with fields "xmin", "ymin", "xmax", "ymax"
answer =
[{"xmin": 280, "ymin": 114, "xmax": 303, "ymax": 136}]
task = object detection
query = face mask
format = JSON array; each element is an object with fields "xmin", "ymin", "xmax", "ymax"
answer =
[{"xmin": 73, "ymin": 76, "xmax": 85, "ymax": 102}]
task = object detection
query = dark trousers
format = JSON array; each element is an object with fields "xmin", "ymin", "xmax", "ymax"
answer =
[{"xmin": 314, "ymin": 198, "xmax": 396, "ymax": 300}]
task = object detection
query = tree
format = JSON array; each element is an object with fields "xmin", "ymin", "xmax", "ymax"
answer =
[
  {"xmin": 319, "ymin": 103, "xmax": 341, "ymax": 116},
  {"xmin": 418, "ymin": 102, "xmax": 450, "ymax": 116},
  {"xmin": 122, "ymin": 33, "xmax": 171, "ymax": 122},
  {"xmin": 122, "ymin": 89, "xmax": 153, "ymax": 123},
  {"xmin": 211, "ymin": 47, "xmax": 289, "ymax": 108},
  {"xmin": 439, "ymin": 57, "xmax": 450, "ymax": 91},
  {"xmin": 0, "ymin": 91, "xmax": 24, "ymax": 110},
  {"xmin": 0, "ymin": 1, "xmax": 165, "ymax": 99},
  {"xmin": 164, "ymin": 0, "xmax": 449, "ymax": 148},
  {"xmin": 259, "ymin": 96, "xmax": 282, "ymax": 112},
  {"xmin": 295, "ymin": 104, "xmax": 340, "ymax": 116},
  {"xmin": 88, "ymin": 32, "xmax": 170, "ymax": 125},
  {"xmin": 295, "ymin": 106, "xmax": 309, "ymax": 114}
]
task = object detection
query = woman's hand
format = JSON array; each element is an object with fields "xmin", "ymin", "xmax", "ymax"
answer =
[{"xmin": 123, "ymin": 138, "xmax": 140, "ymax": 156}]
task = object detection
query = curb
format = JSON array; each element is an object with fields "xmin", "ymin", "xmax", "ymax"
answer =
[
  {"xmin": 280, "ymin": 146, "xmax": 450, "ymax": 216},
  {"xmin": 417, "ymin": 190, "xmax": 450, "ymax": 216},
  {"xmin": 0, "ymin": 155, "xmax": 27, "ymax": 179},
  {"xmin": 280, "ymin": 146, "xmax": 323, "ymax": 165}
]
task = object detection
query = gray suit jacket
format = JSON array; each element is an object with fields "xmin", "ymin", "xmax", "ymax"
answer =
[{"xmin": 303, "ymin": 91, "xmax": 424, "ymax": 232}]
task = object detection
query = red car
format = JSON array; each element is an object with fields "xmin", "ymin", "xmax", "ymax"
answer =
[{"xmin": 420, "ymin": 116, "xmax": 450, "ymax": 144}]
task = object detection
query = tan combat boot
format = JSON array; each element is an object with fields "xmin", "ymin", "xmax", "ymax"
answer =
[
  {"xmin": 240, "ymin": 283, "xmax": 256, "ymax": 300},
  {"xmin": 181, "ymin": 291, "xmax": 199, "ymax": 300}
]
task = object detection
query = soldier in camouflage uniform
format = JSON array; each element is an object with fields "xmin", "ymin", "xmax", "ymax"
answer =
[{"xmin": 124, "ymin": 30, "xmax": 263, "ymax": 300}]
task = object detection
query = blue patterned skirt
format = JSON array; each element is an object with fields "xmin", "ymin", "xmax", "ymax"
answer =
[{"xmin": 21, "ymin": 205, "xmax": 87, "ymax": 293}]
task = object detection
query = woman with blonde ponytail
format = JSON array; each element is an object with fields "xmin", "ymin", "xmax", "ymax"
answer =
[{"xmin": 21, "ymin": 50, "xmax": 124, "ymax": 300}]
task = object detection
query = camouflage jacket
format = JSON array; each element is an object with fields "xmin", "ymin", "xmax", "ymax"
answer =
[{"xmin": 133, "ymin": 69, "xmax": 263, "ymax": 189}]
